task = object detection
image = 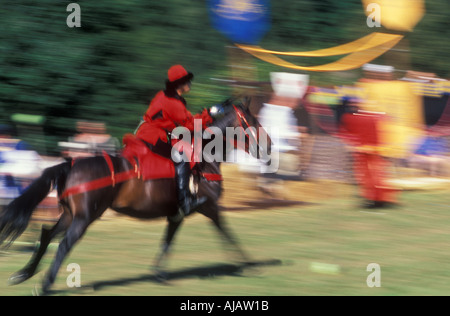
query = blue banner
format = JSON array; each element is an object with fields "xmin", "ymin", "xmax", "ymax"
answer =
[{"xmin": 209, "ymin": 0, "xmax": 270, "ymax": 45}]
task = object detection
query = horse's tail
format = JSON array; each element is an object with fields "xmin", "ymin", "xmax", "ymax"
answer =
[{"xmin": 0, "ymin": 160, "xmax": 72, "ymax": 247}]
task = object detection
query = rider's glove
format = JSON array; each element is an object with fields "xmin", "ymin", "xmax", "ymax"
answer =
[{"xmin": 209, "ymin": 104, "xmax": 225, "ymax": 120}]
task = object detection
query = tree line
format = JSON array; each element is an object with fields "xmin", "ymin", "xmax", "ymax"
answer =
[{"xmin": 0, "ymin": 0, "xmax": 447, "ymax": 155}]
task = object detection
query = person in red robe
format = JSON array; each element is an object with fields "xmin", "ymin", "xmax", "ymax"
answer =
[
  {"xmin": 339, "ymin": 99, "xmax": 398, "ymax": 208},
  {"xmin": 136, "ymin": 65, "xmax": 213, "ymax": 216}
]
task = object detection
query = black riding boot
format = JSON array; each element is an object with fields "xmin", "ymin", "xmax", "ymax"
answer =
[{"xmin": 175, "ymin": 161, "xmax": 207, "ymax": 216}]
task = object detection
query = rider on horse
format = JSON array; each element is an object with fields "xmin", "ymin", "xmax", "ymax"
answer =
[{"xmin": 135, "ymin": 65, "xmax": 214, "ymax": 216}]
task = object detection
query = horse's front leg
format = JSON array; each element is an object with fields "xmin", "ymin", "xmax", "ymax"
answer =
[
  {"xmin": 200, "ymin": 203, "xmax": 251, "ymax": 264},
  {"xmin": 213, "ymin": 215, "xmax": 251, "ymax": 264},
  {"xmin": 152, "ymin": 216, "xmax": 183, "ymax": 281}
]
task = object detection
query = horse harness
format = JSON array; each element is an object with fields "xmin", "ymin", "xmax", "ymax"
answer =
[{"xmin": 59, "ymin": 151, "xmax": 222, "ymax": 200}]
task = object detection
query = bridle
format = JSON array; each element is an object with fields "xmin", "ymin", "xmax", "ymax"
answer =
[{"xmin": 232, "ymin": 105, "xmax": 259, "ymax": 153}]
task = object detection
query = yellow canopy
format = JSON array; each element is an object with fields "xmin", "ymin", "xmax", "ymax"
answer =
[
  {"xmin": 236, "ymin": 32, "xmax": 402, "ymax": 57},
  {"xmin": 236, "ymin": 32, "xmax": 403, "ymax": 72}
]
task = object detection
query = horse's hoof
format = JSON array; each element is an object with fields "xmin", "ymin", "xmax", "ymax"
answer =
[
  {"xmin": 31, "ymin": 284, "xmax": 52, "ymax": 296},
  {"xmin": 41, "ymin": 280, "xmax": 53, "ymax": 295},
  {"xmin": 8, "ymin": 270, "xmax": 32, "ymax": 286}
]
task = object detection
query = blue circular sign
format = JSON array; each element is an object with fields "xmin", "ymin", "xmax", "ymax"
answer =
[{"xmin": 209, "ymin": 0, "xmax": 271, "ymax": 45}]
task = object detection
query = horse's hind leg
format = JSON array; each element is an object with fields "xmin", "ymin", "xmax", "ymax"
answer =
[
  {"xmin": 41, "ymin": 215, "xmax": 89, "ymax": 294},
  {"xmin": 9, "ymin": 209, "xmax": 72, "ymax": 286}
]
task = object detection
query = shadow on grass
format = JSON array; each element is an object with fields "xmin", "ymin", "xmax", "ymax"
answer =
[
  {"xmin": 222, "ymin": 199, "xmax": 314, "ymax": 212},
  {"xmin": 66, "ymin": 259, "xmax": 283, "ymax": 294}
]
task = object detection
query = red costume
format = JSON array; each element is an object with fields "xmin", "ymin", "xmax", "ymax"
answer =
[
  {"xmin": 127, "ymin": 65, "xmax": 211, "ymax": 217},
  {"xmin": 340, "ymin": 111, "xmax": 398, "ymax": 206},
  {"xmin": 136, "ymin": 90, "xmax": 212, "ymax": 148}
]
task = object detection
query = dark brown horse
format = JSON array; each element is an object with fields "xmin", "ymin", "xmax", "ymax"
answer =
[{"xmin": 0, "ymin": 97, "xmax": 270, "ymax": 293}]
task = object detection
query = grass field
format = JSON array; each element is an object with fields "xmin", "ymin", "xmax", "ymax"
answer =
[{"xmin": 1, "ymin": 178, "xmax": 450, "ymax": 296}]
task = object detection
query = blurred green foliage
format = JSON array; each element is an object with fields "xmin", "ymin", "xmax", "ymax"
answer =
[{"xmin": 0, "ymin": 1, "xmax": 448, "ymax": 155}]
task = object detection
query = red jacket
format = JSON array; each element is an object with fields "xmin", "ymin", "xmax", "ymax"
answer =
[
  {"xmin": 136, "ymin": 90, "xmax": 212, "ymax": 145},
  {"xmin": 340, "ymin": 111, "xmax": 382, "ymax": 149}
]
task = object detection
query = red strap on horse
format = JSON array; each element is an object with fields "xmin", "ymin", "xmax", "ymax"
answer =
[
  {"xmin": 202, "ymin": 173, "xmax": 223, "ymax": 182},
  {"xmin": 234, "ymin": 105, "xmax": 258, "ymax": 143},
  {"xmin": 59, "ymin": 153, "xmax": 138, "ymax": 200},
  {"xmin": 59, "ymin": 170, "xmax": 137, "ymax": 200},
  {"xmin": 103, "ymin": 151, "xmax": 116, "ymax": 187}
]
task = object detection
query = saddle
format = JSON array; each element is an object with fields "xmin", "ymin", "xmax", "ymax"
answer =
[
  {"xmin": 121, "ymin": 133, "xmax": 223, "ymax": 185},
  {"xmin": 121, "ymin": 134, "xmax": 175, "ymax": 180}
]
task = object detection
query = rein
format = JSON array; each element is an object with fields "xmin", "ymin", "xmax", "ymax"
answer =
[{"xmin": 232, "ymin": 105, "xmax": 259, "ymax": 152}]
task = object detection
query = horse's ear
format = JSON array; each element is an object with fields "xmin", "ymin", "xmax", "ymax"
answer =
[{"xmin": 221, "ymin": 97, "xmax": 234, "ymax": 109}]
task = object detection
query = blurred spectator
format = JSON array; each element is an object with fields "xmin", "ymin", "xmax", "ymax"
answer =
[
  {"xmin": 60, "ymin": 121, "xmax": 119, "ymax": 158},
  {"xmin": 258, "ymin": 95, "xmax": 300, "ymax": 177},
  {"xmin": 361, "ymin": 63, "xmax": 395, "ymax": 82},
  {"xmin": 259, "ymin": 94, "xmax": 300, "ymax": 151},
  {"xmin": 407, "ymin": 130, "xmax": 450, "ymax": 177},
  {"xmin": 258, "ymin": 72, "xmax": 309, "ymax": 178},
  {"xmin": 0, "ymin": 124, "xmax": 35, "ymax": 199},
  {"xmin": 339, "ymin": 99, "xmax": 399, "ymax": 208},
  {"xmin": 294, "ymin": 92, "xmax": 313, "ymax": 179},
  {"xmin": 358, "ymin": 63, "xmax": 425, "ymax": 161},
  {"xmin": 0, "ymin": 124, "xmax": 29, "ymax": 152}
]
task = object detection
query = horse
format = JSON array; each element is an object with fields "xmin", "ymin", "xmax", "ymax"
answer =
[{"xmin": 0, "ymin": 97, "xmax": 271, "ymax": 294}]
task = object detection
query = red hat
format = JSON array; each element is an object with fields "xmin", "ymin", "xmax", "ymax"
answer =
[{"xmin": 167, "ymin": 65, "xmax": 193, "ymax": 83}]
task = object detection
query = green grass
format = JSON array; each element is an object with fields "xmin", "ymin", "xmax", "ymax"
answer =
[{"xmin": 1, "ymin": 186, "xmax": 450, "ymax": 296}]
